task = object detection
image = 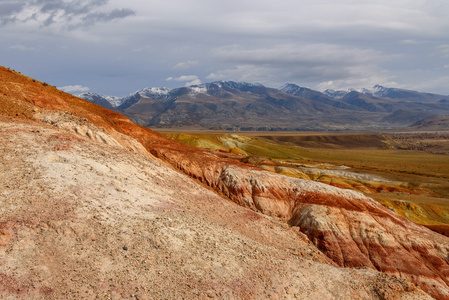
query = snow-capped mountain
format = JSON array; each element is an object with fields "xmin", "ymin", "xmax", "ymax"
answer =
[
  {"xmin": 125, "ymin": 87, "xmax": 171, "ymax": 101},
  {"xmin": 323, "ymin": 86, "xmax": 391, "ymax": 99},
  {"xmin": 281, "ymin": 83, "xmax": 331, "ymax": 98},
  {"xmin": 323, "ymin": 85, "xmax": 434, "ymax": 100},
  {"xmin": 280, "ymin": 83, "xmax": 359, "ymax": 110},
  {"xmin": 116, "ymin": 81, "xmax": 267, "ymax": 109},
  {"xmin": 284, "ymin": 83, "xmax": 390, "ymax": 99},
  {"xmin": 212, "ymin": 81, "xmax": 264, "ymax": 90},
  {"xmin": 75, "ymin": 92, "xmax": 122, "ymax": 109},
  {"xmin": 76, "ymin": 88, "xmax": 172, "ymax": 109},
  {"xmin": 179, "ymin": 81, "xmax": 264, "ymax": 97},
  {"xmin": 117, "ymin": 87, "xmax": 172, "ymax": 110},
  {"xmin": 322, "ymin": 89, "xmax": 349, "ymax": 100},
  {"xmin": 362, "ymin": 85, "xmax": 391, "ymax": 97},
  {"xmin": 280, "ymin": 83, "xmax": 303, "ymax": 95},
  {"xmin": 76, "ymin": 81, "xmax": 270, "ymax": 109}
]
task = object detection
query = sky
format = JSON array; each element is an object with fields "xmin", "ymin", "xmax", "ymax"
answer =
[{"xmin": 1, "ymin": 0, "xmax": 449, "ymax": 97}]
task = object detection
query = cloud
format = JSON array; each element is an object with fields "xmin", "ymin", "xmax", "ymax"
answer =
[
  {"xmin": 58, "ymin": 85, "xmax": 90, "ymax": 93},
  {"xmin": 435, "ymin": 45, "xmax": 449, "ymax": 58},
  {"xmin": 166, "ymin": 75, "xmax": 200, "ymax": 82},
  {"xmin": 403, "ymin": 75, "xmax": 449, "ymax": 96},
  {"xmin": 69, "ymin": 8, "xmax": 135, "ymax": 29},
  {"xmin": 173, "ymin": 60, "xmax": 199, "ymax": 70},
  {"xmin": 214, "ymin": 44, "xmax": 386, "ymax": 66},
  {"xmin": 0, "ymin": 0, "xmax": 134, "ymax": 29},
  {"xmin": 10, "ymin": 44, "xmax": 37, "ymax": 51},
  {"xmin": 206, "ymin": 65, "xmax": 270, "ymax": 84},
  {"xmin": 400, "ymin": 39, "xmax": 423, "ymax": 44},
  {"xmin": 314, "ymin": 73, "xmax": 397, "ymax": 92},
  {"xmin": 207, "ymin": 43, "xmax": 395, "ymax": 89},
  {"xmin": 185, "ymin": 79, "xmax": 202, "ymax": 86},
  {"xmin": 166, "ymin": 75, "xmax": 202, "ymax": 86},
  {"xmin": 0, "ymin": 2, "xmax": 24, "ymax": 25}
]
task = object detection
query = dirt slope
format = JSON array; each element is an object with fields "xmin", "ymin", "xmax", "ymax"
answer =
[{"xmin": 0, "ymin": 65, "xmax": 447, "ymax": 298}]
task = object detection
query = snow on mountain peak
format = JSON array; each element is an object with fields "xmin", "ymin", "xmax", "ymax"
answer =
[
  {"xmin": 280, "ymin": 83, "xmax": 301, "ymax": 94},
  {"xmin": 220, "ymin": 81, "xmax": 264, "ymax": 90},
  {"xmin": 184, "ymin": 81, "xmax": 265, "ymax": 96},
  {"xmin": 103, "ymin": 95, "xmax": 123, "ymax": 107},
  {"xmin": 324, "ymin": 85, "xmax": 390, "ymax": 99},
  {"xmin": 75, "ymin": 92, "xmax": 122, "ymax": 107},
  {"xmin": 138, "ymin": 87, "xmax": 171, "ymax": 98},
  {"xmin": 352, "ymin": 85, "xmax": 387, "ymax": 96}
]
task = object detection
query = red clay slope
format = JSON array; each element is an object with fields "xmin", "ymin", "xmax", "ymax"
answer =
[{"xmin": 1, "ymin": 66, "xmax": 449, "ymax": 299}]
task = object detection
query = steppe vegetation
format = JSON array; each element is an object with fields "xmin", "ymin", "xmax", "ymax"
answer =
[{"xmin": 162, "ymin": 130, "xmax": 449, "ymax": 227}]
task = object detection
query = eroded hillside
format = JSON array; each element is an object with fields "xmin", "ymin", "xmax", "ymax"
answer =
[{"xmin": 4, "ymin": 117, "xmax": 416, "ymax": 299}]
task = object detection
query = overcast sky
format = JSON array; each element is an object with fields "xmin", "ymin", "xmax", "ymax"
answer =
[{"xmin": 1, "ymin": 0, "xmax": 448, "ymax": 96}]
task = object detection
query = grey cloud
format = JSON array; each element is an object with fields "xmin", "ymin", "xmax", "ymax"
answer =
[
  {"xmin": 214, "ymin": 44, "xmax": 386, "ymax": 66},
  {"xmin": 166, "ymin": 75, "xmax": 201, "ymax": 87},
  {"xmin": 0, "ymin": 2, "xmax": 24, "ymax": 16},
  {"xmin": 0, "ymin": 2, "xmax": 24, "ymax": 25},
  {"xmin": 435, "ymin": 45, "xmax": 449, "ymax": 58},
  {"xmin": 10, "ymin": 44, "xmax": 38, "ymax": 51},
  {"xmin": 0, "ymin": 0, "xmax": 134, "ymax": 29},
  {"xmin": 173, "ymin": 60, "xmax": 199, "ymax": 70},
  {"xmin": 58, "ymin": 84, "xmax": 90, "ymax": 93},
  {"xmin": 69, "ymin": 8, "xmax": 135, "ymax": 29},
  {"xmin": 2, "ymin": 0, "xmax": 449, "ymax": 95},
  {"xmin": 166, "ymin": 75, "xmax": 199, "ymax": 82},
  {"xmin": 208, "ymin": 43, "xmax": 393, "ymax": 89}
]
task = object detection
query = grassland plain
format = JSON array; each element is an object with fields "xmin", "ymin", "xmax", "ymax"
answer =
[{"xmin": 161, "ymin": 131, "xmax": 449, "ymax": 228}]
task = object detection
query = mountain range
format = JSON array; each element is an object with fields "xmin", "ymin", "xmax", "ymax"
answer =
[{"xmin": 77, "ymin": 82, "xmax": 449, "ymax": 131}]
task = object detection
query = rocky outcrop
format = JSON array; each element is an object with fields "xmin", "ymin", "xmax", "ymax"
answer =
[{"xmin": 147, "ymin": 146, "xmax": 449, "ymax": 299}]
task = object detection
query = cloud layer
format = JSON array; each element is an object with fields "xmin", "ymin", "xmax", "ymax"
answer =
[
  {"xmin": 0, "ymin": 0, "xmax": 134, "ymax": 29},
  {"xmin": 1, "ymin": 0, "xmax": 449, "ymax": 96}
]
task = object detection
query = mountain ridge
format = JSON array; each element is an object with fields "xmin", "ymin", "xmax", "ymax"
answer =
[
  {"xmin": 77, "ymin": 82, "xmax": 449, "ymax": 131},
  {"xmin": 77, "ymin": 82, "xmax": 449, "ymax": 108}
]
